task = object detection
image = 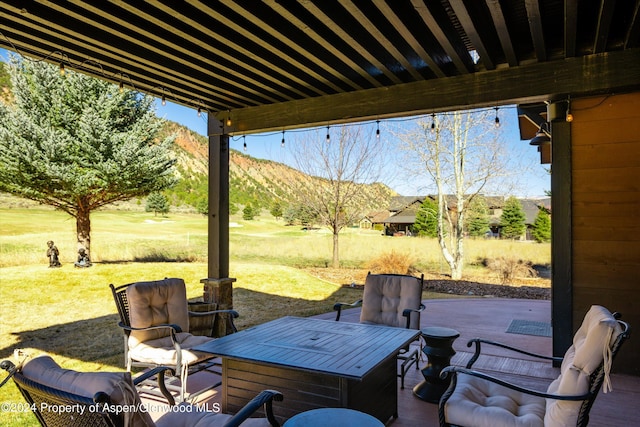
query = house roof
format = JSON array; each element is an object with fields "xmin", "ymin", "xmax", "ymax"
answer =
[{"xmin": 1, "ymin": 1, "xmax": 638, "ymax": 134}]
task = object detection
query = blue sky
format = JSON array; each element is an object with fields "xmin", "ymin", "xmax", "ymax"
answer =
[{"xmin": 2, "ymin": 48, "xmax": 550, "ymax": 197}]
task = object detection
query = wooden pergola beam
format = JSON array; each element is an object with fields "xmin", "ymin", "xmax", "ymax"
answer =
[{"xmin": 220, "ymin": 48, "xmax": 640, "ymax": 134}]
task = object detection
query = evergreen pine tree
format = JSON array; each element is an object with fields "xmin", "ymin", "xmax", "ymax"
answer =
[
  {"xmin": 413, "ymin": 198, "xmax": 438, "ymax": 237},
  {"xmin": 532, "ymin": 208, "xmax": 551, "ymax": 243},
  {"xmin": 146, "ymin": 192, "xmax": 170, "ymax": 216},
  {"xmin": 466, "ymin": 196, "xmax": 490, "ymax": 238},
  {"xmin": 500, "ymin": 196, "xmax": 527, "ymax": 239},
  {"xmin": 0, "ymin": 56, "xmax": 176, "ymax": 254},
  {"xmin": 242, "ymin": 205, "xmax": 255, "ymax": 220}
]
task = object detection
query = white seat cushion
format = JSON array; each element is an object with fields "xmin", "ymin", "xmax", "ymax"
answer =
[
  {"xmin": 128, "ymin": 332, "xmax": 213, "ymax": 365},
  {"xmin": 444, "ymin": 374, "xmax": 545, "ymax": 427}
]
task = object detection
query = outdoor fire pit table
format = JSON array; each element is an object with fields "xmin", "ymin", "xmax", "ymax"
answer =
[{"xmin": 412, "ymin": 326, "xmax": 460, "ymax": 403}]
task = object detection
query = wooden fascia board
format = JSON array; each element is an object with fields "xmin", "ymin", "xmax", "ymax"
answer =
[{"xmin": 221, "ymin": 48, "xmax": 640, "ymax": 134}]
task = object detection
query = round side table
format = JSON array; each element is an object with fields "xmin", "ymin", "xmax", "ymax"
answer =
[
  {"xmin": 412, "ymin": 326, "xmax": 460, "ymax": 403},
  {"xmin": 283, "ymin": 408, "xmax": 384, "ymax": 427}
]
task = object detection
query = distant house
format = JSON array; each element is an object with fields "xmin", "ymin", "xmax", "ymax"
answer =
[{"xmin": 372, "ymin": 195, "xmax": 551, "ymax": 239}]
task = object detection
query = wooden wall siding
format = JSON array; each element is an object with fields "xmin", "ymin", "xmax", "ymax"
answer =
[{"xmin": 571, "ymin": 92, "xmax": 640, "ymax": 375}]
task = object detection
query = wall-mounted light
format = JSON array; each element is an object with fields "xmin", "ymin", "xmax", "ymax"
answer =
[{"xmin": 530, "ymin": 122, "xmax": 551, "ymax": 146}]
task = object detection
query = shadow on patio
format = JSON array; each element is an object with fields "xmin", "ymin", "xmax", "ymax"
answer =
[{"xmin": 147, "ymin": 298, "xmax": 638, "ymax": 426}]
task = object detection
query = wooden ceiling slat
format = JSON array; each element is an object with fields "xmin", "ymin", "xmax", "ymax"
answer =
[
  {"xmin": 145, "ymin": 0, "xmax": 321, "ymax": 100},
  {"xmin": 448, "ymin": 0, "xmax": 495, "ymax": 70},
  {"xmin": 594, "ymin": 0, "xmax": 616, "ymax": 53},
  {"xmin": 1, "ymin": 6, "xmax": 237, "ymax": 110},
  {"xmin": 220, "ymin": 0, "xmax": 363, "ymax": 92},
  {"xmin": 58, "ymin": 0, "xmax": 274, "ymax": 107},
  {"xmin": 372, "ymin": 0, "xmax": 446, "ymax": 78},
  {"xmin": 525, "ymin": 0, "xmax": 547, "ymax": 62},
  {"xmin": 565, "ymin": 0, "xmax": 578, "ymax": 57},
  {"xmin": 485, "ymin": 0, "xmax": 518, "ymax": 66},
  {"xmin": 298, "ymin": 1, "xmax": 403, "ymax": 85},
  {"xmin": 338, "ymin": 0, "xmax": 423, "ymax": 81},
  {"xmin": 625, "ymin": 0, "xmax": 640, "ymax": 49},
  {"xmin": 263, "ymin": 0, "xmax": 381, "ymax": 88},
  {"xmin": 411, "ymin": 0, "xmax": 472, "ymax": 75}
]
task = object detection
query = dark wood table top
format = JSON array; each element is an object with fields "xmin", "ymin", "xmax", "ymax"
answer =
[{"xmin": 194, "ymin": 316, "xmax": 420, "ymax": 380}]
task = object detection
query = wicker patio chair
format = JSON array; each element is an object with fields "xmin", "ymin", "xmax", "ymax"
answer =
[
  {"xmin": 334, "ymin": 272, "xmax": 425, "ymax": 389},
  {"xmin": 1, "ymin": 355, "xmax": 282, "ymax": 427},
  {"xmin": 110, "ymin": 278, "xmax": 239, "ymax": 403},
  {"xmin": 439, "ymin": 305, "xmax": 631, "ymax": 427}
]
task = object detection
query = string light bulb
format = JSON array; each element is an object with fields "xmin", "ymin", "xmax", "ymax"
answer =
[
  {"xmin": 118, "ymin": 80, "xmax": 124, "ymax": 93},
  {"xmin": 281, "ymin": 130, "xmax": 285, "ymax": 148},
  {"xmin": 59, "ymin": 62, "xmax": 65, "ymax": 76},
  {"xmin": 494, "ymin": 106, "xmax": 500, "ymax": 128},
  {"xmin": 197, "ymin": 106, "xmax": 202, "ymax": 117},
  {"xmin": 566, "ymin": 99, "xmax": 573, "ymax": 122},
  {"xmin": 376, "ymin": 120, "xmax": 380, "ymax": 139},
  {"xmin": 243, "ymin": 135, "xmax": 247, "ymax": 152},
  {"xmin": 226, "ymin": 110, "xmax": 232, "ymax": 127},
  {"xmin": 161, "ymin": 93, "xmax": 166, "ymax": 106},
  {"xmin": 326, "ymin": 125, "xmax": 330, "ymax": 142},
  {"xmin": 430, "ymin": 113, "xmax": 436, "ymax": 133}
]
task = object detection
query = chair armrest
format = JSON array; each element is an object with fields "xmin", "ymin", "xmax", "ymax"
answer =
[
  {"xmin": 223, "ymin": 389, "xmax": 284, "ymax": 427},
  {"xmin": 402, "ymin": 303, "xmax": 425, "ymax": 328},
  {"xmin": 465, "ymin": 338, "xmax": 562, "ymax": 368},
  {"xmin": 440, "ymin": 366, "xmax": 592, "ymax": 401},
  {"xmin": 333, "ymin": 299, "xmax": 362, "ymax": 322},
  {"xmin": 134, "ymin": 366, "xmax": 176, "ymax": 406}
]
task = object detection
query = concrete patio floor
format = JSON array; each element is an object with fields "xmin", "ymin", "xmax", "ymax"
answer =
[{"xmin": 143, "ymin": 298, "xmax": 639, "ymax": 426}]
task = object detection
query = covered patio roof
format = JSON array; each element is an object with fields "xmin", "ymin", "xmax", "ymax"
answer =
[{"xmin": 1, "ymin": 1, "xmax": 639, "ymax": 133}]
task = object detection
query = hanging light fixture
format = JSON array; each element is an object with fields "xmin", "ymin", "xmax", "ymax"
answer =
[
  {"xmin": 530, "ymin": 122, "xmax": 551, "ymax": 146},
  {"xmin": 494, "ymin": 106, "xmax": 500, "ymax": 128},
  {"xmin": 565, "ymin": 98, "xmax": 573, "ymax": 122}
]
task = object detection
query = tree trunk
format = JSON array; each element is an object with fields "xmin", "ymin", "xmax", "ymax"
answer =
[
  {"xmin": 332, "ymin": 231, "xmax": 340, "ymax": 268},
  {"xmin": 76, "ymin": 207, "xmax": 91, "ymax": 256}
]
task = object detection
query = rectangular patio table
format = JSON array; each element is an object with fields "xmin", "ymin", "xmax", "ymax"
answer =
[{"xmin": 193, "ymin": 315, "xmax": 420, "ymax": 423}]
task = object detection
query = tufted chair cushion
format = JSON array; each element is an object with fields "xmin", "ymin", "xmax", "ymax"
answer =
[
  {"xmin": 444, "ymin": 375, "xmax": 546, "ymax": 427},
  {"xmin": 544, "ymin": 305, "xmax": 622, "ymax": 427},
  {"xmin": 126, "ymin": 278, "xmax": 191, "ymax": 347},
  {"xmin": 360, "ymin": 274, "xmax": 422, "ymax": 329},
  {"xmin": 21, "ymin": 355, "xmax": 155, "ymax": 427}
]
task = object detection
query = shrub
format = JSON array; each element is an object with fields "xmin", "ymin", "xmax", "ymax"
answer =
[
  {"xmin": 366, "ymin": 251, "xmax": 416, "ymax": 275},
  {"xmin": 485, "ymin": 256, "xmax": 536, "ymax": 284}
]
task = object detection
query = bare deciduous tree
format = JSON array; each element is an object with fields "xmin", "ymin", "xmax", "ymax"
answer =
[
  {"xmin": 290, "ymin": 125, "xmax": 385, "ymax": 268},
  {"xmin": 396, "ymin": 109, "xmax": 519, "ymax": 279}
]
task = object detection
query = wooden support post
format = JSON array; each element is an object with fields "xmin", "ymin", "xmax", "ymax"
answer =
[{"xmin": 203, "ymin": 116, "xmax": 235, "ymax": 336}]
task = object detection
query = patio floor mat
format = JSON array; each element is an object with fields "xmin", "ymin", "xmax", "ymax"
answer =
[{"xmin": 506, "ymin": 319, "xmax": 552, "ymax": 337}]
